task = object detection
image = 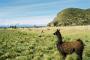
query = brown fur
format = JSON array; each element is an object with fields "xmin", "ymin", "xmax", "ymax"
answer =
[{"xmin": 54, "ymin": 29, "xmax": 84, "ymax": 60}]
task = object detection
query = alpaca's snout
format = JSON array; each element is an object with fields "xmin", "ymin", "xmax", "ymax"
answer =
[{"xmin": 53, "ymin": 33, "xmax": 55, "ymax": 35}]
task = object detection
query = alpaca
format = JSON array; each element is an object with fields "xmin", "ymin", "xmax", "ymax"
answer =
[{"xmin": 53, "ymin": 29, "xmax": 84, "ymax": 60}]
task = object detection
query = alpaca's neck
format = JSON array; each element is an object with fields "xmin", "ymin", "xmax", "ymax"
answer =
[{"xmin": 56, "ymin": 33, "xmax": 63, "ymax": 44}]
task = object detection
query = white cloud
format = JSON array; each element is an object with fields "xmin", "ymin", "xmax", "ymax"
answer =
[
  {"xmin": 66, "ymin": 0, "xmax": 79, "ymax": 2},
  {"xmin": 0, "ymin": 15, "xmax": 55, "ymax": 25}
]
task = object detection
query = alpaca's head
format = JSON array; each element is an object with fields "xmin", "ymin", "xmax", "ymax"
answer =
[
  {"xmin": 53, "ymin": 29, "xmax": 62, "ymax": 43},
  {"xmin": 53, "ymin": 29, "xmax": 60, "ymax": 35}
]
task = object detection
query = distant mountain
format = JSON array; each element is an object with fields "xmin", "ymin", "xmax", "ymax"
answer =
[
  {"xmin": 48, "ymin": 8, "xmax": 90, "ymax": 26},
  {"xmin": 0, "ymin": 24, "xmax": 46, "ymax": 28}
]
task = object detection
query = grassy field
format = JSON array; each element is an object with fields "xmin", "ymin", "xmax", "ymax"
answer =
[{"xmin": 0, "ymin": 26, "xmax": 90, "ymax": 60}]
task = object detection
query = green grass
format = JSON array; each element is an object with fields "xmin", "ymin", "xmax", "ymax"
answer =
[{"xmin": 0, "ymin": 26, "xmax": 90, "ymax": 60}]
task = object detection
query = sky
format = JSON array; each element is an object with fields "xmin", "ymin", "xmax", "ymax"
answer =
[{"xmin": 0, "ymin": 0, "xmax": 90, "ymax": 26}]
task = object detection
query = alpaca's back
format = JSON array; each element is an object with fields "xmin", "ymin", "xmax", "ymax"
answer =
[{"xmin": 57, "ymin": 39, "xmax": 84, "ymax": 54}]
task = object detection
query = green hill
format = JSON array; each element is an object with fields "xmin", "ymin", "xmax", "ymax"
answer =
[{"xmin": 48, "ymin": 8, "xmax": 90, "ymax": 26}]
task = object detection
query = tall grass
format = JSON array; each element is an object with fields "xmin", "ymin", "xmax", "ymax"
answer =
[{"xmin": 0, "ymin": 26, "xmax": 90, "ymax": 60}]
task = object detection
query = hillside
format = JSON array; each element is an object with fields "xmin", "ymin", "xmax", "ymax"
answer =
[{"xmin": 48, "ymin": 8, "xmax": 90, "ymax": 26}]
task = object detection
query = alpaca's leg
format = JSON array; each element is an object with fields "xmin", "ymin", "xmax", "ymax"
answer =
[
  {"xmin": 63, "ymin": 54, "xmax": 66, "ymax": 60},
  {"xmin": 62, "ymin": 56, "xmax": 66, "ymax": 60},
  {"xmin": 79, "ymin": 52, "xmax": 83, "ymax": 60},
  {"xmin": 78, "ymin": 54, "xmax": 82, "ymax": 60},
  {"xmin": 63, "ymin": 56, "xmax": 65, "ymax": 60},
  {"xmin": 76, "ymin": 51, "xmax": 83, "ymax": 60}
]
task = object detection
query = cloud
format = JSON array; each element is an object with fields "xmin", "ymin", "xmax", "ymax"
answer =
[
  {"xmin": 66, "ymin": 0, "xmax": 80, "ymax": 2},
  {"xmin": 0, "ymin": 15, "xmax": 55, "ymax": 25}
]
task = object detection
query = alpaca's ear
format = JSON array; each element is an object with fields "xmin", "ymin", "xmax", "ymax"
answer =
[{"xmin": 57, "ymin": 29, "xmax": 60, "ymax": 31}]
